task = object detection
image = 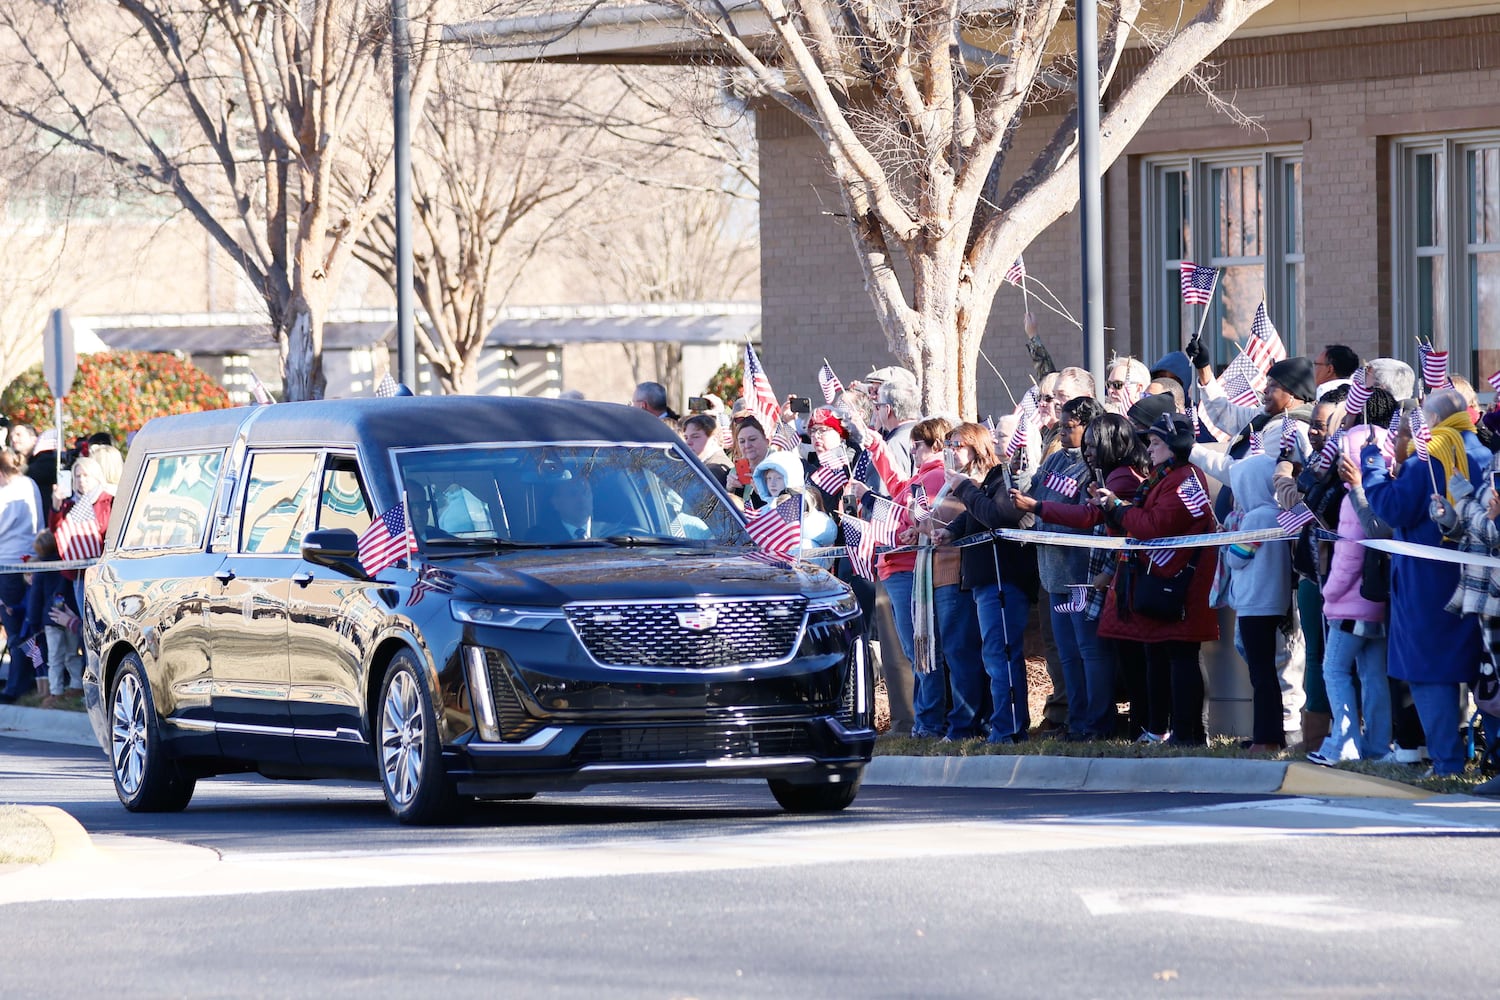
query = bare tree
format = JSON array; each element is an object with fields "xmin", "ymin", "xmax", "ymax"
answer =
[
  {"xmin": 0, "ymin": 0, "xmax": 444, "ymax": 400},
  {"xmin": 457, "ymin": 0, "xmax": 1273, "ymax": 416}
]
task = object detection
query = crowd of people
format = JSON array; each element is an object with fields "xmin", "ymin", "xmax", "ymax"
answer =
[
  {"xmin": 0, "ymin": 424, "xmax": 117, "ymax": 707},
  {"xmin": 645, "ymin": 327, "xmax": 1500, "ymax": 792}
]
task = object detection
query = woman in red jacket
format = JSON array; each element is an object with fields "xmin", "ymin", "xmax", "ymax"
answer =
[{"xmin": 1091, "ymin": 413, "xmax": 1219, "ymax": 746}]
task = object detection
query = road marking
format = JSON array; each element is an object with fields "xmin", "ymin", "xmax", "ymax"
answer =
[
  {"xmin": 0, "ymin": 804, "xmax": 1487, "ymax": 906},
  {"xmin": 1078, "ymin": 890, "xmax": 1460, "ymax": 932}
]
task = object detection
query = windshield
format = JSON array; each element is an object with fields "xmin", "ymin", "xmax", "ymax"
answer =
[{"xmin": 395, "ymin": 443, "xmax": 750, "ymax": 549}]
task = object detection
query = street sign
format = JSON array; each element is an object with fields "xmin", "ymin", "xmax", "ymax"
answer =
[{"xmin": 44, "ymin": 308, "xmax": 76, "ymax": 399}]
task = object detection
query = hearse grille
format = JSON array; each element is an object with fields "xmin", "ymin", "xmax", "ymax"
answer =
[
  {"xmin": 564, "ymin": 598, "xmax": 807, "ymax": 668},
  {"xmin": 571, "ymin": 724, "xmax": 816, "ymax": 764}
]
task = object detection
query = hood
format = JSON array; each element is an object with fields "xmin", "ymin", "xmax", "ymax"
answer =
[
  {"xmin": 427, "ymin": 547, "xmax": 835, "ymax": 606},
  {"xmin": 1150, "ymin": 351, "xmax": 1192, "ymax": 390},
  {"xmin": 1228, "ymin": 453, "xmax": 1277, "ymax": 512},
  {"xmin": 753, "ymin": 451, "xmax": 804, "ymax": 497}
]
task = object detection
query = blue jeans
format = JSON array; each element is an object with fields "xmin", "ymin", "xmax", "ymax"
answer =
[
  {"xmin": 935, "ymin": 585, "xmax": 985, "ymax": 738},
  {"xmin": 1051, "ymin": 597, "xmax": 1115, "ymax": 738},
  {"xmin": 1319, "ymin": 624, "xmax": 1391, "ymax": 761},
  {"xmin": 0, "ymin": 574, "xmax": 33, "ymax": 699},
  {"xmin": 1408, "ymin": 682, "xmax": 1465, "ymax": 774},
  {"xmin": 974, "ymin": 581, "xmax": 1031, "ymax": 741},
  {"xmin": 883, "ymin": 570, "xmax": 947, "ymax": 736}
]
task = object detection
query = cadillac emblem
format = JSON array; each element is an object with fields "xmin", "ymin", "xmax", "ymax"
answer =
[{"xmin": 676, "ymin": 606, "xmax": 719, "ymax": 631}]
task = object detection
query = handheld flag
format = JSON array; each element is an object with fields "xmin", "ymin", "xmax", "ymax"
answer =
[
  {"xmin": 375, "ymin": 373, "xmax": 401, "ymax": 398},
  {"xmin": 839, "ymin": 515, "xmax": 877, "ymax": 581},
  {"xmin": 743, "ymin": 342, "xmax": 782, "ymax": 442},
  {"xmin": 1410, "ymin": 408, "xmax": 1433, "ymax": 463},
  {"xmin": 1004, "ymin": 256, "xmax": 1027, "ymax": 287},
  {"xmin": 746, "ymin": 494, "xmax": 803, "ymax": 557},
  {"xmin": 1176, "ymin": 474, "xmax": 1210, "ymax": 517},
  {"xmin": 56, "ymin": 499, "xmax": 104, "ymax": 561},
  {"xmin": 1180, "ymin": 262, "xmax": 1219, "ymax": 305},
  {"xmin": 817, "ymin": 361, "xmax": 844, "ymax": 405},
  {"xmin": 1277, "ymin": 503, "xmax": 1317, "ymax": 533},
  {"xmin": 1051, "ymin": 584, "xmax": 1091, "ymax": 614},
  {"xmin": 1420, "ymin": 343, "xmax": 1451, "ymax": 390}
]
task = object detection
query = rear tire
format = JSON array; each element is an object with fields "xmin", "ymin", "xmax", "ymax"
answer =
[
  {"xmin": 110, "ymin": 654, "xmax": 195, "ymax": 813},
  {"xmin": 377, "ymin": 651, "xmax": 460, "ymax": 825},
  {"xmin": 768, "ymin": 772, "xmax": 862, "ymax": 813}
]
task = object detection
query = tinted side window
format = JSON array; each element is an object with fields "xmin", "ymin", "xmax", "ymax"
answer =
[
  {"xmin": 240, "ymin": 452, "xmax": 319, "ymax": 554},
  {"xmin": 317, "ymin": 457, "xmax": 372, "ymax": 535},
  {"xmin": 118, "ymin": 451, "xmax": 224, "ymax": 550}
]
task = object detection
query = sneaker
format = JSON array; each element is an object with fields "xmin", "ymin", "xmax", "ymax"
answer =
[
  {"xmin": 1135, "ymin": 730, "xmax": 1168, "ymax": 744},
  {"xmin": 1033, "ymin": 719, "xmax": 1067, "ymax": 737},
  {"xmin": 1306, "ymin": 750, "xmax": 1336, "ymax": 767}
]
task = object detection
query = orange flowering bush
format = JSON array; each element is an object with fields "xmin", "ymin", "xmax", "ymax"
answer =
[
  {"xmin": 2, "ymin": 351, "xmax": 233, "ymax": 447},
  {"xmin": 705, "ymin": 361, "xmax": 743, "ymax": 406}
]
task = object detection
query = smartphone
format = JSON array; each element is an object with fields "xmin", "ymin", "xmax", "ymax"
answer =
[
  {"xmin": 56, "ymin": 469, "xmax": 72, "ymax": 495},
  {"xmin": 688, "ymin": 396, "xmax": 711, "ymax": 412},
  {"xmin": 943, "ymin": 449, "xmax": 962, "ymax": 473},
  {"xmin": 1491, "ymin": 468, "xmax": 1500, "ymax": 497},
  {"xmin": 787, "ymin": 396, "xmax": 812, "ymax": 415},
  {"xmin": 735, "ymin": 458, "xmax": 752, "ymax": 485}
]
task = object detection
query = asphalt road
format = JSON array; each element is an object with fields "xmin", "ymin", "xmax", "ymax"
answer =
[{"xmin": 5, "ymin": 736, "xmax": 1500, "ymax": 998}]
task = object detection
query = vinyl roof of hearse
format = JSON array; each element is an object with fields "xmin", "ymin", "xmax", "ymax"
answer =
[{"xmin": 129, "ymin": 396, "xmax": 682, "ymax": 453}]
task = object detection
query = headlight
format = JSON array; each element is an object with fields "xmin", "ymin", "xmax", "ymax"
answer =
[
  {"xmin": 450, "ymin": 601, "xmax": 563, "ymax": 630},
  {"xmin": 807, "ymin": 589, "xmax": 859, "ymax": 618}
]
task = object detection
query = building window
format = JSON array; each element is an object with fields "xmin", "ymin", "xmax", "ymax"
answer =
[
  {"xmin": 1143, "ymin": 150, "xmax": 1303, "ymax": 367},
  {"xmin": 1395, "ymin": 133, "xmax": 1500, "ymax": 383}
]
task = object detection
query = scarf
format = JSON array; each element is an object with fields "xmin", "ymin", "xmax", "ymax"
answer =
[
  {"xmin": 1427, "ymin": 410, "xmax": 1476, "ymax": 502},
  {"xmin": 910, "ymin": 476, "xmax": 958, "ymax": 675}
]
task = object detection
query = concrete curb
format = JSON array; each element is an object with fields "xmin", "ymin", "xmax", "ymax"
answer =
[
  {"xmin": 23, "ymin": 806, "xmax": 96, "ymax": 862},
  {"xmin": 0, "ymin": 705, "xmax": 97, "ymax": 748},
  {"xmin": 865, "ymin": 754, "xmax": 1433, "ymax": 800}
]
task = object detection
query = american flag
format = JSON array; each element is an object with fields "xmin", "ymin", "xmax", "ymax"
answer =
[
  {"xmin": 1278, "ymin": 414, "xmax": 1296, "ymax": 454},
  {"xmin": 1277, "ymin": 503, "xmax": 1317, "ymax": 533},
  {"xmin": 1006, "ymin": 413, "xmax": 1031, "ymax": 460},
  {"xmin": 1219, "ymin": 352, "xmax": 1263, "ymax": 408},
  {"xmin": 1051, "ymin": 584, "xmax": 1091, "ymax": 614},
  {"xmin": 1489, "ymin": 370, "xmax": 1500, "ymax": 394},
  {"xmin": 1419, "ymin": 342, "xmax": 1451, "ymax": 390},
  {"xmin": 743, "ymin": 342, "xmax": 782, "ymax": 446},
  {"xmin": 1246, "ymin": 304, "xmax": 1288, "ymax": 369},
  {"xmin": 249, "ymin": 369, "xmax": 273, "ymax": 405},
  {"xmin": 1311, "ymin": 429, "xmax": 1342, "ymax": 473},
  {"xmin": 810, "ymin": 459, "xmax": 850, "ymax": 496},
  {"xmin": 850, "ymin": 449, "xmax": 873, "ymax": 487},
  {"xmin": 1176, "ymin": 474, "xmax": 1210, "ymax": 517},
  {"xmin": 1345, "ymin": 366, "xmax": 1371, "ymax": 414},
  {"xmin": 407, "ymin": 565, "xmax": 456, "ymax": 607},
  {"xmin": 1043, "ymin": 471, "xmax": 1080, "ymax": 498},
  {"xmin": 1410, "ymin": 408, "xmax": 1433, "ymax": 463},
  {"xmin": 1180, "ymin": 262, "xmax": 1219, "ymax": 305},
  {"xmin": 1188, "ymin": 403, "xmax": 1202, "ymax": 438},
  {"xmin": 770, "ymin": 424, "xmax": 799, "ymax": 452},
  {"xmin": 747, "ymin": 494, "xmax": 802, "ymax": 556},
  {"xmin": 358, "ymin": 502, "xmax": 417, "ymax": 576},
  {"xmin": 839, "ymin": 515, "xmax": 877, "ymax": 582},
  {"xmin": 56, "ymin": 498, "xmax": 104, "ymax": 561},
  {"xmin": 1015, "ymin": 385, "xmax": 1040, "ymax": 423},
  {"xmin": 1004, "ymin": 255, "xmax": 1027, "ymax": 286},
  {"xmin": 909, "ymin": 482, "xmax": 931, "ymax": 514},
  {"xmin": 1147, "ymin": 547, "xmax": 1177, "ymax": 568},
  {"xmin": 375, "ymin": 373, "xmax": 401, "ymax": 398},
  {"xmin": 1246, "ymin": 430, "xmax": 1265, "ymax": 456},
  {"xmin": 866, "ymin": 493, "xmax": 902, "ymax": 545},
  {"xmin": 21, "ymin": 635, "xmax": 42, "ymax": 671},
  {"xmin": 818, "ymin": 360, "xmax": 844, "ymax": 405}
]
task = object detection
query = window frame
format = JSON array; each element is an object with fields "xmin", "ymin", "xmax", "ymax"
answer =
[{"xmin": 1141, "ymin": 147, "xmax": 1304, "ymax": 367}]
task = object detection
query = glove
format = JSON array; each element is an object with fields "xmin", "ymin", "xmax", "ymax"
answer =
[
  {"xmin": 1359, "ymin": 444, "xmax": 1387, "ymax": 475},
  {"xmin": 1185, "ymin": 335, "xmax": 1211, "ymax": 371},
  {"xmin": 1430, "ymin": 495, "xmax": 1459, "ymax": 532},
  {"xmin": 1448, "ymin": 471, "xmax": 1475, "ymax": 501}
]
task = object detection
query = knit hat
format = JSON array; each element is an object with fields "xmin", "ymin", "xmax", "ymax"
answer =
[
  {"xmin": 808, "ymin": 407, "xmax": 847, "ymax": 439},
  {"xmin": 1267, "ymin": 357, "xmax": 1317, "ymax": 402},
  {"xmin": 1146, "ymin": 413, "xmax": 1196, "ymax": 459},
  {"xmin": 1127, "ymin": 392, "xmax": 1176, "ymax": 431},
  {"xmin": 1149, "ymin": 351, "xmax": 1193, "ymax": 390}
]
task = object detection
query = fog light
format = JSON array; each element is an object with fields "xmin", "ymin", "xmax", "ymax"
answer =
[{"xmin": 464, "ymin": 646, "xmax": 500, "ymax": 742}]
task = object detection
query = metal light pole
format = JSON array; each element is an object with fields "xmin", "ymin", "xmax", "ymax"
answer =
[
  {"xmin": 1076, "ymin": 0, "xmax": 1106, "ymax": 391},
  {"xmin": 392, "ymin": 0, "xmax": 417, "ymax": 389}
]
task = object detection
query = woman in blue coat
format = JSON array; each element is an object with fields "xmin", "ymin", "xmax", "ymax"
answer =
[{"xmin": 1360, "ymin": 389, "xmax": 1487, "ymax": 775}]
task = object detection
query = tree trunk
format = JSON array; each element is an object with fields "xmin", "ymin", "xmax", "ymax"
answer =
[{"xmin": 281, "ymin": 301, "xmax": 326, "ymax": 401}]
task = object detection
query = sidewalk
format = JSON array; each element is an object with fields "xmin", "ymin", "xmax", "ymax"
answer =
[{"xmin": 2, "ymin": 704, "xmax": 1434, "ymax": 801}]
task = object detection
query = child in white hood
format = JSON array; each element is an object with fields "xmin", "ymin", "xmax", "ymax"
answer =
[{"xmin": 751, "ymin": 452, "xmax": 837, "ymax": 557}]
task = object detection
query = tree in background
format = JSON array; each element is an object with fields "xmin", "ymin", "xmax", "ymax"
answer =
[
  {"xmin": 0, "ymin": 0, "xmax": 444, "ymax": 400},
  {"xmin": 473, "ymin": 0, "xmax": 1273, "ymax": 416},
  {"xmin": 2, "ymin": 351, "xmax": 232, "ymax": 446}
]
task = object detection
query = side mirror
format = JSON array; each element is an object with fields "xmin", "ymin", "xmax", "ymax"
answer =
[{"xmin": 301, "ymin": 528, "xmax": 367, "ymax": 579}]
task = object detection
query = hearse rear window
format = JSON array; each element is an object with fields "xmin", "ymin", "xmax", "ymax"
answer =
[{"xmin": 119, "ymin": 451, "xmax": 224, "ymax": 550}]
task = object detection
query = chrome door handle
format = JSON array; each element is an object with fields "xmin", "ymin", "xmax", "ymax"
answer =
[
  {"xmin": 291, "ymin": 571, "xmax": 314, "ymax": 587},
  {"xmin": 214, "ymin": 568, "xmax": 236, "ymax": 584}
]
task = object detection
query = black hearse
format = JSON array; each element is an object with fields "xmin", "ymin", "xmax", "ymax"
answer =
[{"xmin": 83, "ymin": 397, "xmax": 872, "ymax": 823}]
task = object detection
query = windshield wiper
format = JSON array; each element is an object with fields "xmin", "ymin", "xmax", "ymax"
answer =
[
  {"xmin": 597, "ymin": 534, "xmax": 688, "ymax": 547},
  {"xmin": 421, "ymin": 537, "xmax": 550, "ymax": 552}
]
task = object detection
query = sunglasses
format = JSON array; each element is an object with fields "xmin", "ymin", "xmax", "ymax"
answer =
[{"xmin": 1106, "ymin": 380, "xmax": 1129, "ymax": 391}]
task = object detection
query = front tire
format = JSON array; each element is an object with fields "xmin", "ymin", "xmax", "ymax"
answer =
[
  {"xmin": 768, "ymin": 772, "xmax": 862, "ymax": 813},
  {"xmin": 378, "ymin": 651, "xmax": 459, "ymax": 825},
  {"xmin": 110, "ymin": 654, "xmax": 195, "ymax": 812}
]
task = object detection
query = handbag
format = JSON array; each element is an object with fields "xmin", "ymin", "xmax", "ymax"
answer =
[
  {"xmin": 1359, "ymin": 547, "xmax": 1390, "ymax": 603},
  {"xmin": 1131, "ymin": 549, "xmax": 1203, "ymax": 622}
]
